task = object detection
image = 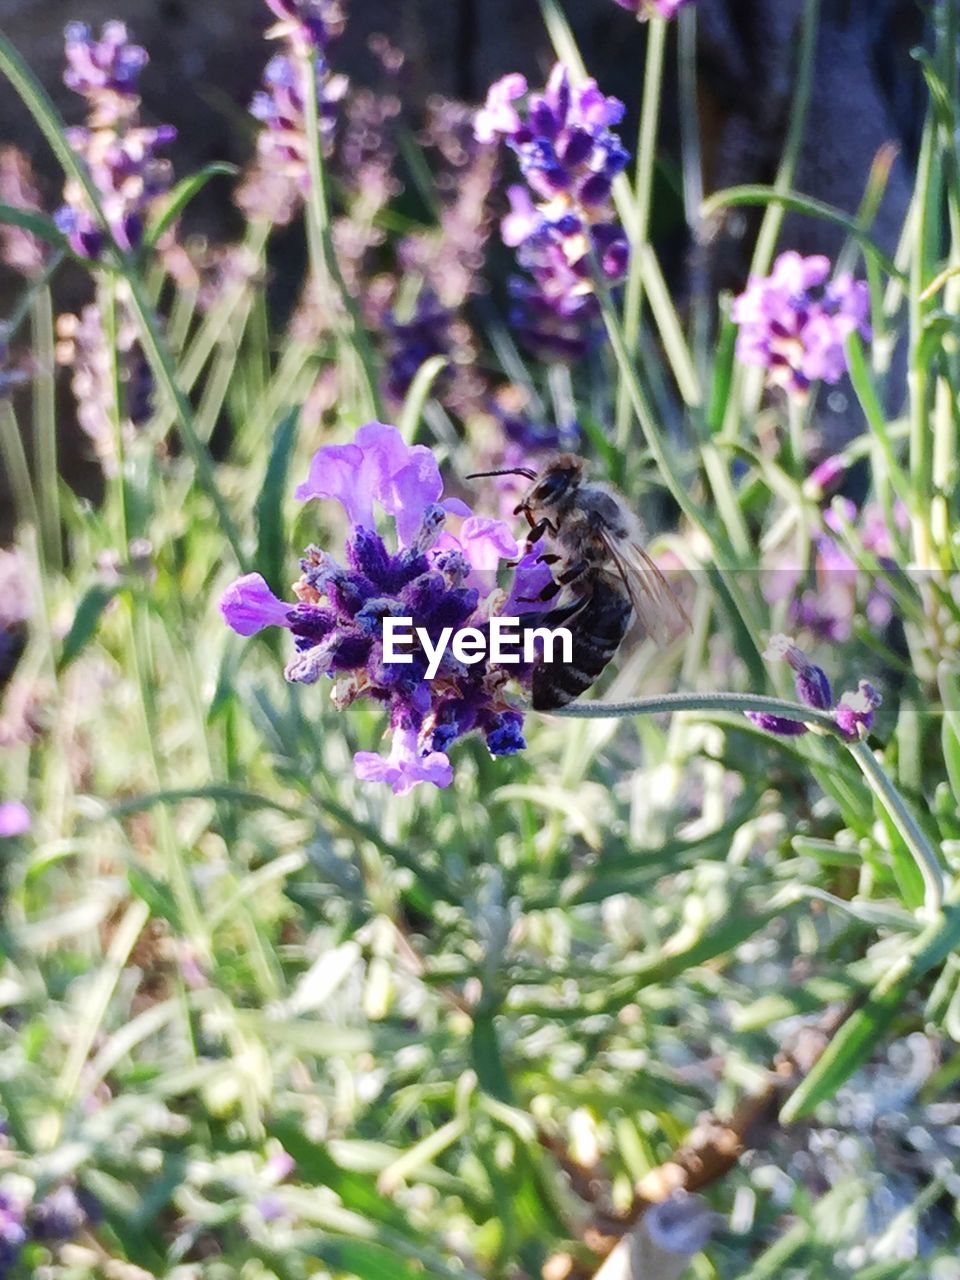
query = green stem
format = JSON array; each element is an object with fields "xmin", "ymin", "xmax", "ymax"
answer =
[
  {"xmin": 747, "ymin": 0, "xmax": 821, "ymax": 277},
  {"xmin": 846, "ymin": 736, "xmax": 946, "ymax": 917},
  {"xmin": 30, "ymin": 286, "xmax": 61, "ymax": 574},
  {"xmin": 123, "ymin": 273, "xmax": 248, "ymax": 567},
  {"xmin": 556, "ymin": 691, "xmax": 946, "ymax": 916},
  {"xmin": 301, "ymin": 49, "xmax": 381, "ymax": 421},
  {"xmin": 615, "ymin": 16, "xmax": 667, "ymax": 450}
]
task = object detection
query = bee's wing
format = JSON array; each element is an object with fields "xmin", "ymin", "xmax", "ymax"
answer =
[{"xmin": 597, "ymin": 529, "xmax": 690, "ymax": 645}]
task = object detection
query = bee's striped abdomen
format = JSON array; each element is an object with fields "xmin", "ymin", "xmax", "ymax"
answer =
[{"xmin": 531, "ymin": 579, "xmax": 633, "ymax": 710}]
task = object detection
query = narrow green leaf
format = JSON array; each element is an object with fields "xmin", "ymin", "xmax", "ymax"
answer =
[
  {"xmin": 398, "ymin": 354, "xmax": 449, "ymax": 442},
  {"xmin": 256, "ymin": 407, "xmax": 299, "ymax": 593},
  {"xmin": 781, "ymin": 904, "xmax": 960, "ymax": 1121},
  {"xmin": 143, "ymin": 162, "xmax": 239, "ymax": 249},
  {"xmin": 0, "ymin": 203, "xmax": 68, "ymax": 253},
  {"xmin": 57, "ymin": 584, "xmax": 119, "ymax": 673}
]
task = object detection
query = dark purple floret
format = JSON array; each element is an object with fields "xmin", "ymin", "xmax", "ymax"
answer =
[
  {"xmin": 0, "ymin": 1192, "xmax": 26, "ymax": 1269},
  {"xmin": 29, "ymin": 1184, "xmax": 88, "ymax": 1243},
  {"xmin": 475, "ymin": 63, "xmax": 630, "ymax": 360},
  {"xmin": 745, "ymin": 712, "xmax": 809, "ymax": 737}
]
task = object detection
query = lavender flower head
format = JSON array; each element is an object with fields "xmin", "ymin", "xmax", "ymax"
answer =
[
  {"xmin": 221, "ymin": 423, "xmax": 533, "ymax": 795},
  {"xmin": 55, "ymin": 22, "xmax": 175, "ymax": 258},
  {"xmin": 475, "ymin": 64, "xmax": 630, "ymax": 360},
  {"xmin": 613, "ymin": 0, "xmax": 696, "ymax": 16},
  {"xmin": 238, "ymin": 48, "xmax": 347, "ymax": 225},
  {"xmin": 732, "ymin": 251, "xmax": 870, "ymax": 396},
  {"xmin": 264, "ymin": 0, "xmax": 345, "ymax": 49},
  {"xmin": 0, "ymin": 1189, "xmax": 27, "ymax": 1270},
  {"xmin": 747, "ymin": 633, "xmax": 881, "ymax": 739}
]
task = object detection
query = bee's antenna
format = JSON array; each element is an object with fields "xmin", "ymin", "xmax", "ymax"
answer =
[{"xmin": 465, "ymin": 466, "xmax": 537, "ymax": 481}]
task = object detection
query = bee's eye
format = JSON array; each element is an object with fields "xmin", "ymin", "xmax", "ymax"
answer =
[{"xmin": 533, "ymin": 472, "xmax": 569, "ymax": 504}]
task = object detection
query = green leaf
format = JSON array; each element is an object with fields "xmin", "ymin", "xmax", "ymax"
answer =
[
  {"xmin": 398, "ymin": 354, "xmax": 449, "ymax": 442},
  {"xmin": 938, "ymin": 662, "xmax": 960, "ymax": 804},
  {"xmin": 0, "ymin": 203, "xmax": 68, "ymax": 253},
  {"xmin": 307, "ymin": 1237, "xmax": 436, "ymax": 1280},
  {"xmin": 57, "ymin": 583, "xmax": 119, "ymax": 673},
  {"xmin": 255, "ymin": 407, "xmax": 299, "ymax": 594},
  {"xmin": 143, "ymin": 162, "xmax": 239, "ymax": 249},
  {"xmin": 781, "ymin": 904, "xmax": 960, "ymax": 1121}
]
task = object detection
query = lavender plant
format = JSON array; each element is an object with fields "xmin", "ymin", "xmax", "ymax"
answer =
[{"xmin": 0, "ymin": 0, "xmax": 959, "ymax": 1277}]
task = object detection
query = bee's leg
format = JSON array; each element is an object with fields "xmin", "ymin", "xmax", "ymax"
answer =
[
  {"xmin": 520, "ymin": 559, "xmax": 589, "ymax": 604},
  {"xmin": 536, "ymin": 552, "xmax": 561, "ymax": 565},
  {"xmin": 508, "ymin": 518, "xmax": 557, "ymax": 566}
]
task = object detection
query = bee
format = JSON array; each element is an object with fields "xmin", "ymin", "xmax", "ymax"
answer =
[{"xmin": 468, "ymin": 454, "xmax": 688, "ymax": 710}]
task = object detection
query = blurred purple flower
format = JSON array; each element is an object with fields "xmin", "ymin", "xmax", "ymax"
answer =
[
  {"xmin": 475, "ymin": 63, "xmax": 630, "ymax": 360},
  {"xmin": 0, "ymin": 147, "xmax": 46, "ymax": 275},
  {"xmin": 474, "ymin": 74, "xmax": 528, "ymax": 146},
  {"xmin": 732, "ymin": 251, "xmax": 870, "ymax": 397},
  {"xmin": 382, "ymin": 289, "xmax": 456, "ymax": 406},
  {"xmin": 613, "ymin": 0, "xmax": 696, "ymax": 16},
  {"xmin": 56, "ymin": 22, "xmax": 175, "ymax": 258},
  {"xmin": 0, "ymin": 802, "xmax": 30, "ymax": 838},
  {"xmin": 238, "ymin": 51, "xmax": 347, "ymax": 225},
  {"xmin": 264, "ymin": 0, "xmax": 345, "ymax": 49},
  {"xmin": 0, "ymin": 1190, "xmax": 27, "ymax": 1270},
  {"xmin": 63, "ymin": 20, "xmax": 146, "ymax": 124},
  {"xmin": 222, "ymin": 423, "xmax": 529, "ymax": 794},
  {"xmin": 29, "ymin": 1185, "xmax": 88, "ymax": 1243},
  {"xmin": 56, "ymin": 302, "xmax": 153, "ymax": 474}
]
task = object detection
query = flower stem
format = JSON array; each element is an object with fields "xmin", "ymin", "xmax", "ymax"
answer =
[
  {"xmin": 301, "ymin": 50, "xmax": 381, "ymax": 422},
  {"xmin": 846, "ymin": 736, "xmax": 946, "ymax": 917},
  {"xmin": 555, "ymin": 691, "xmax": 947, "ymax": 916},
  {"xmin": 614, "ymin": 15, "xmax": 666, "ymax": 450}
]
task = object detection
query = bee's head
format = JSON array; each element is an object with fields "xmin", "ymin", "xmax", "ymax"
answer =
[{"xmin": 519, "ymin": 454, "xmax": 585, "ymax": 512}]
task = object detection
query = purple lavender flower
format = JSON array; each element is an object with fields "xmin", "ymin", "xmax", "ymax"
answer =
[
  {"xmin": 732, "ymin": 251, "xmax": 871, "ymax": 397},
  {"xmin": 56, "ymin": 22, "xmax": 175, "ymax": 259},
  {"xmin": 613, "ymin": 0, "xmax": 696, "ymax": 17},
  {"xmin": 263, "ymin": 0, "xmax": 345, "ymax": 50},
  {"xmin": 63, "ymin": 21, "xmax": 147, "ymax": 124},
  {"xmin": 29, "ymin": 1185, "xmax": 89, "ymax": 1243},
  {"xmin": 381, "ymin": 289, "xmax": 456, "ymax": 406},
  {"xmin": 0, "ymin": 1190, "xmax": 26, "ymax": 1270},
  {"xmin": 787, "ymin": 498, "xmax": 907, "ymax": 642},
  {"xmin": 56, "ymin": 302, "xmax": 153, "ymax": 474},
  {"xmin": 0, "ymin": 802, "xmax": 30, "ymax": 838},
  {"xmin": 834, "ymin": 681, "xmax": 882, "ymax": 739},
  {"xmin": 747, "ymin": 633, "xmax": 880, "ymax": 740},
  {"xmin": 238, "ymin": 51, "xmax": 347, "ymax": 226},
  {"xmin": 222, "ymin": 422, "xmax": 530, "ymax": 794},
  {"xmin": 475, "ymin": 64, "xmax": 630, "ymax": 360},
  {"xmin": 0, "ymin": 147, "xmax": 45, "ymax": 275}
]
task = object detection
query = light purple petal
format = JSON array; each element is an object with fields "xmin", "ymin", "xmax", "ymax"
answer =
[
  {"xmin": 220, "ymin": 573, "xmax": 293, "ymax": 636},
  {"xmin": 502, "ymin": 185, "xmax": 540, "ymax": 247},
  {"xmin": 295, "ymin": 442, "xmax": 373, "ymax": 527},
  {"xmin": 0, "ymin": 801, "xmax": 30, "ymax": 838},
  {"xmin": 353, "ymin": 727, "xmax": 454, "ymax": 795},
  {"xmin": 457, "ymin": 516, "xmax": 519, "ymax": 569},
  {"xmin": 386, "ymin": 447, "xmax": 445, "ymax": 545}
]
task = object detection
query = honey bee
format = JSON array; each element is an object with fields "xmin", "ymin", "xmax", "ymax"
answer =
[{"xmin": 468, "ymin": 454, "xmax": 688, "ymax": 710}]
